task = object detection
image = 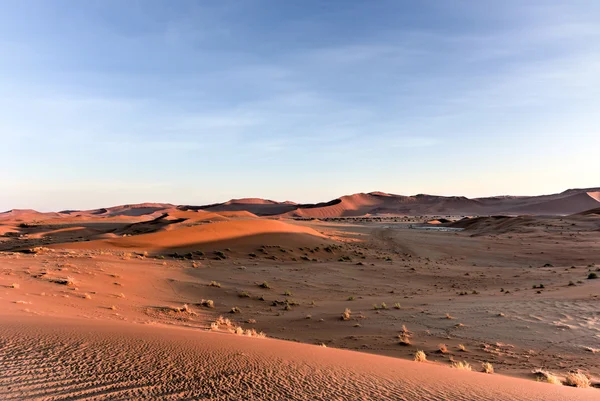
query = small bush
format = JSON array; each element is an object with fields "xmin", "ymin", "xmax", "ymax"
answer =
[
  {"xmin": 414, "ymin": 350, "xmax": 427, "ymax": 362},
  {"xmin": 564, "ymin": 371, "xmax": 591, "ymax": 388},
  {"xmin": 533, "ymin": 369, "xmax": 562, "ymax": 385},
  {"xmin": 458, "ymin": 344, "xmax": 467, "ymax": 352},
  {"xmin": 398, "ymin": 333, "xmax": 411, "ymax": 346},
  {"xmin": 209, "ymin": 281, "xmax": 221, "ymax": 288},
  {"xmin": 230, "ymin": 306, "xmax": 241, "ymax": 314},
  {"xmin": 347, "ymin": 296, "xmax": 355, "ymax": 301},
  {"xmin": 239, "ymin": 291, "xmax": 250, "ymax": 298},
  {"xmin": 283, "ymin": 290, "xmax": 292, "ymax": 296},
  {"xmin": 259, "ymin": 281, "xmax": 271, "ymax": 289},
  {"xmin": 482, "ymin": 362, "xmax": 494, "ymax": 374},
  {"xmin": 341, "ymin": 308, "xmax": 352, "ymax": 321},
  {"xmin": 200, "ymin": 299, "xmax": 214, "ymax": 308},
  {"xmin": 393, "ymin": 303, "xmax": 401, "ymax": 309},
  {"xmin": 588, "ymin": 272, "xmax": 598, "ymax": 279},
  {"xmin": 452, "ymin": 361, "xmax": 472, "ymax": 371},
  {"xmin": 438, "ymin": 343, "xmax": 448, "ymax": 353}
]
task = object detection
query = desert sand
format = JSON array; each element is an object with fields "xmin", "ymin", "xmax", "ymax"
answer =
[{"xmin": 1, "ymin": 190, "xmax": 599, "ymax": 399}]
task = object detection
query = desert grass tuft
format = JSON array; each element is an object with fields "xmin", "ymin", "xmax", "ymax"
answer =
[
  {"xmin": 564, "ymin": 371, "xmax": 591, "ymax": 388},
  {"xmin": 398, "ymin": 333, "xmax": 412, "ymax": 346},
  {"xmin": 482, "ymin": 362, "xmax": 494, "ymax": 374},
  {"xmin": 533, "ymin": 369, "xmax": 562, "ymax": 385},
  {"xmin": 414, "ymin": 350, "xmax": 427, "ymax": 362},
  {"xmin": 452, "ymin": 360, "xmax": 472, "ymax": 371},
  {"xmin": 341, "ymin": 308, "xmax": 352, "ymax": 321}
]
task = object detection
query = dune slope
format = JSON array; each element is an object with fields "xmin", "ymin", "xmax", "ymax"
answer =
[
  {"xmin": 0, "ymin": 315, "xmax": 595, "ymax": 401},
  {"xmin": 52, "ymin": 219, "xmax": 327, "ymax": 252}
]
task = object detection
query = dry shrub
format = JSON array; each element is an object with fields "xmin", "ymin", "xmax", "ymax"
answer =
[
  {"xmin": 452, "ymin": 361, "xmax": 472, "ymax": 371},
  {"xmin": 482, "ymin": 362, "xmax": 494, "ymax": 374},
  {"xmin": 438, "ymin": 343, "xmax": 448, "ymax": 353},
  {"xmin": 414, "ymin": 350, "xmax": 427, "ymax": 362},
  {"xmin": 10, "ymin": 283, "xmax": 19, "ymax": 289},
  {"xmin": 445, "ymin": 313, "xmax": 455, "ymax": 319},
  {"xmin": 564, "ymin": 371, "xmax": 591, "ymax": 388},
  {"xmin": 200, "ymin": 299, "xmax": 214, "ymax": 308},
  {"xmin": 341, "ymin": 308, "xmax": 351, "ymax": 321},
  {"xmin": 533, "ymin": 369, "xmax": 562, "ymax": 385},
  {"xmin": 458, "ymin": 344, "xmax": 467, "ymax": 352},
  {"xmin": 398, "ymin": 333, "xmax": 411, "ymax": 346}
]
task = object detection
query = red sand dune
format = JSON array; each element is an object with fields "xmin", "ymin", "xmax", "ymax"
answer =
[
  {"xmin": 0, "ymin": 315, "xmax": 595, "ymax": 401},
  {"xmin": 52, "ymin": 219, "xmax": 327, "ymax": 252}
]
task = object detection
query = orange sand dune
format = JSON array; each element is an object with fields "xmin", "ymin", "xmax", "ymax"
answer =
[
  {"xmin": 53, "ymin": 219, "xmax": 327, "ymax": 252},
  {"xmin": 504, "ymin": 192, "xmax": 600, "ymax": 215},
  {"xmin": 0, "ymin": 315, "xmax": 595, "ymax": 401}
]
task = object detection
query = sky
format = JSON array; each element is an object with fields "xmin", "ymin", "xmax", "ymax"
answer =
[{"xmin": 1, "ymin": 0, "xmax": 599, "ymax": 211}]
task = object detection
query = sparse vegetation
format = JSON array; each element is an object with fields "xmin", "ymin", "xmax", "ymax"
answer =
[
  {"xmin": 458, "ymin": 344, "xmax": 467, "ymax": 352},
  {"xmin": 533, "ymin": 369, "xmax": 562, "ymax": 385},
  {"xmin": 438, "ymin": 343, "xmax": 448, "ymax": 353},
  {"xmin": 347, "ymin": 296, "xmax": 355, "ymax": 301},
  {"xmin": 393, "ymin": 303, "xmax": 401, "ymax": 309},
  {"xmin": 283, "ymin": 290, "xmax": 292, "ymax": 296},
  {"xmin": 238, "ymin": 291, "xmax": 250, "ymax": 298},
  {"xmin": 341, "ymin": 308, "xmax": 351, "ymax": 321},
  {"xmin": 259, "ymin": 281, "xmax": 271, "ymax": 289},
  {"xmin": 200, "ymin": 299, "xmax": 214, "ymax": 308},
  {"xmin": 482, "ymin": 362, "xmax": 494, "ymax": 374},
  {"xmin": 398, "ymin": 333, "xmax": 411, "ymax": 346},
  {"xmin": 230, "ymin": 306, "xmax": 241, "ymax": 313},
  {"xmin": 209, "ymin": 281, "xmax": 221, "ymax": 288},
  {"xmin": 10, "ymin": 283, "xmax": 19, "ymax": 289},
  {"xmin": 414, "ymin": 350, "xmax": 427, "ymax": 362},
  {"xmin": 564, "ymin": 371, "xmax": 591, "ymax": 388},
  {"xmin": 588, "ymin": 272, "xmax": 598, "ymax": 279},
  {"xmin": 452, "ymin": 361, "xmax": 472, "ymax": 371}
]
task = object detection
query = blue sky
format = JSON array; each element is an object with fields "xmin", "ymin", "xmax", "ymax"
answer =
[{"xmin": 1, "ymin": 0, "xmax": 599, "ymax": 211}]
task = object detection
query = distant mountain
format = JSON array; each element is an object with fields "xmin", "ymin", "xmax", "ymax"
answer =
[
  {"xmin": 3, "ymin": 188, "xmax": 599, "ymax": 219},
  {"xmin": 196, "ymin": 188, "xmax": 600, "ymax": 217}
]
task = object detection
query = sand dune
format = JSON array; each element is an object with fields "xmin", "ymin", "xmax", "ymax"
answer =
[
  {"xmin": 503, "ymin": 192, "xmax": 600, "ymax": 215},
  {"xmin": 1, "ymin": 315, "xmax": 595, "ymax": 401},
  {"xmin": 52, "ymin": 219, "xmax": 327, "ymax": 253}
]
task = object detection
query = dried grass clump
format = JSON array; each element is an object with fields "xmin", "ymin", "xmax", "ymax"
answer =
[
  {"xmin": 200, "ymin": 299, "xmax": 214, "ymax": 308},
  {"xmin": 341, "ymin": 308, "xmax": 352, "ymax": 321},
  {"xmin": 533, "ymin": 369, "xmax": 562, "ymax": 385},
  {"xmin": 458, "ymin": 344, "xmax": 467, "ymax": 352},
  {"xmin": 210, "ymin": 316, "xmax": 265, "ymax": 338},
  {"xmin": 438, "ymin": 343, "xmax": 448, "ymax": 353},
  {"xmin": 230, "ymin": 306, "xmax": 241, "ymax": 314},
  {"xmin": 10, "ymin": 283, "xmax": 20, "ymax": 289},
  {"xmin": 482, "ymin": 362, "xmax": 494, "ymax": 374},
  {"xmin": 564, "ymin": 371, "xmax": 591, "ymax": 388},
  {"xmin": 209, "ymin": 281, "xmax": 221, "ymax": 288},
  {"xmin": 393, "ymin": 303, "xmax": 401, "ymax": 309},
  {"xmin": 452, "ymin": 361, "xmax": 472, "ymax": 371},
  {"xmin": 445, "ymin": 313, "xmax": 455, "ymax": 319},
  {"xmin": 398, "ymin": 333, "xmax": 412, "ymax": 346},
  {"xmin": 414, "ymin": 350, "xmax": 427, "ymax": 362}
]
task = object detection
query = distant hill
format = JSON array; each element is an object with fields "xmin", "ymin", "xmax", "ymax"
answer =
[{"xmin": 2, "ymin": 187, "xmax": 599, "ymax": 219}]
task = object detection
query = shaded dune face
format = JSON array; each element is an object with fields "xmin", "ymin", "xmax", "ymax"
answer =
[
  {"xmin": 1, "ymin": 316, "xmax": 596, "ymax": 401},
  {"xmin": 50, "ymin": 219, "xmax": 329, "ymax": 254}
]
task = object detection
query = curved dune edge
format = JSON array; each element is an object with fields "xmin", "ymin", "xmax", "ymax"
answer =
[
  {"xmin": 0, "ymin": 315, "xmax": 595, "ymax": 401},
  {"xmin": 50, "ymin": 219, "xmax": 328, "ymax": 251}
]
